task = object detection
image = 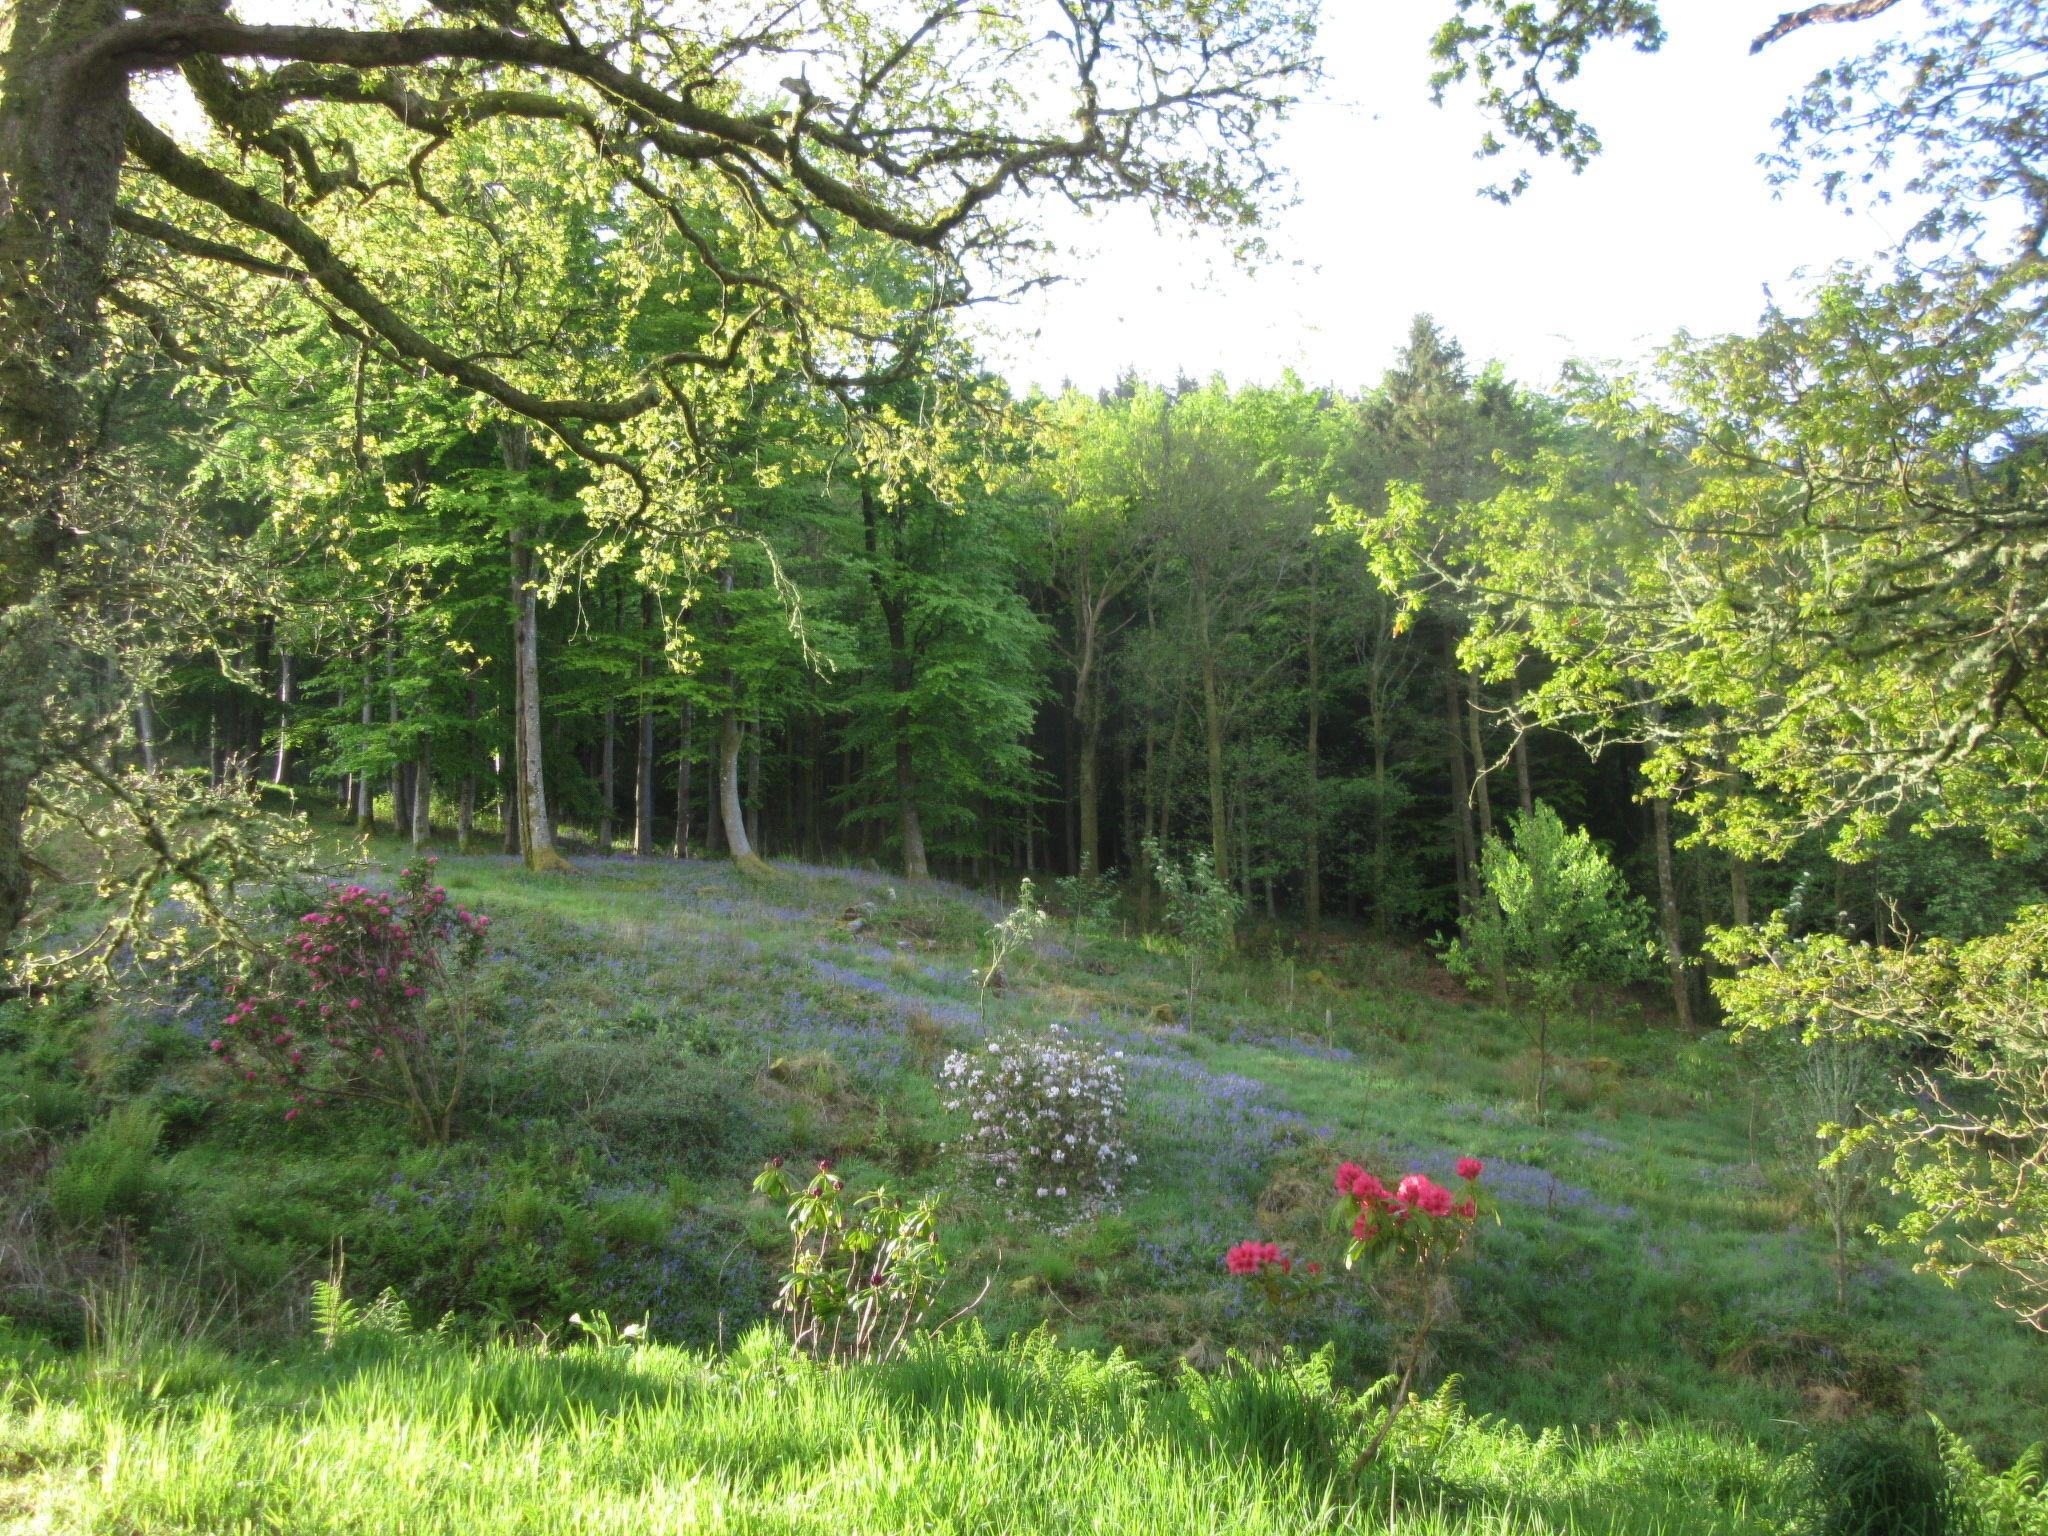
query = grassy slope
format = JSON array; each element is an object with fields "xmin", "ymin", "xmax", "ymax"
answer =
[{"xmin": 4, "ymin": 839, "xmax": 2045, "ymax": 1531}]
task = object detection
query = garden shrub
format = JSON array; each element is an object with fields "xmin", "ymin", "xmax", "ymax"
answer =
[
  {"xmin": 47, "ymin": 1102, "xmax": 163, "ymax": 1230},
  {"xmin": 212, "ymin": 858, "xmax": 489, "ymax": 1140},
  {"xmin": 938, "ymin": 1022, "xmax": 1134, "ymax": 1211},
  {"xmin": 754, "ymin": 1159, "xmax": 947, "ymax": 1363}
]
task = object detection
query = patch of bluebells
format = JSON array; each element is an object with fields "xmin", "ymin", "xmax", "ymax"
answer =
[
  {"xmin": 1113, "ymin": 1037, "xmax": 1312, "ymax": 1192},
  {"xmin": 1227, "ymin": 1029, "xmax": 1358, "ymax": 1064},
  {"xmin": 1397, "ymin": 1149, "xmax": 1633, "ymax": 1219},
  {"xmin": 804, "ymin": 955, "xmax": 983, "ymax": 1033},
  {"xmin": 585, "ymin": 1213, "xmax": 773, "ymax": 1346}
]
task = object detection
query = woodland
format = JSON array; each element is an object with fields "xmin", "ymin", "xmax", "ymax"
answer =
[{"xmin": 2, "ymin": 1, "xmax": 2047, "ymax": 1533}]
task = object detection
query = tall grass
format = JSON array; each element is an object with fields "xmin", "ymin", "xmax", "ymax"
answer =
[{"xmin": 0, "ymin": 1324, "xmax": 1806, "ymax": 1535}]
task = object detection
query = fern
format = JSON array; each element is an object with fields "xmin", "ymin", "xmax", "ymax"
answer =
[
  {"xmin": 311, "ymin": 1276, "xmax": 359, "ymax": 1350},
  {"xmin": 1935, "ymin": 1417, "xmax": 2048, "ymax": 1536},
  {"xmin": 313, "ymin": 1256, "xmax": 410, "ymax": 1349}
]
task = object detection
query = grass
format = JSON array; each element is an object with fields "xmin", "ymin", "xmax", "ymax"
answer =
[
  {"xmin": 3, "ymin": 825, "xmax": 2047, "ymax": 1530},
  {"xmin": 1, "ymin": 1322, "xmax": 1803, "ymax": 1534}
]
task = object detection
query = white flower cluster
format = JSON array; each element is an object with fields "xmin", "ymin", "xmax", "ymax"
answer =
[{"xmin": 940, "ymin": 1023, "xmax": 1135, "ymax": 1209}]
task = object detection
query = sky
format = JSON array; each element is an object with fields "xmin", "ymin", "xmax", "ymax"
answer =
[{"xmin": 971, "ymin": 0, "xmax": 1924, "ymax": 398}]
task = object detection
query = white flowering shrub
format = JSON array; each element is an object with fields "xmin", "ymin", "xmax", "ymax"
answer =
[{"xmin": 939, "ymin": 1023, "xmax": 1134, "ymax": 1209}]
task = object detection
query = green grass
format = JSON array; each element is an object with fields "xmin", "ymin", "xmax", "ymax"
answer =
[
  {"xmin": 4, "ymin": 827, "xmax": 2047, "ymax": 1530},
  {"xmin": 0, "ymin": 1323, "xmax": 1804, "ymax": 1534}
]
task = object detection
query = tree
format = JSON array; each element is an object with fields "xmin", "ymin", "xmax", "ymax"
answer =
[
  {"xmin": 1444, "ymin": 803, "xmax": 1654, "ymax": 1122},
  {"xmin": 0, "ymin": 0, "xmax": 1318, "ymax": 963}
]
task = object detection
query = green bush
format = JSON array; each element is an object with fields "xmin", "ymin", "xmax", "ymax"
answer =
[
  {"xmin": 1810, "ymin": 1429, "xmax": 1956, "ymax": 1536},
  {"xmin": 48, "ymin": 1103, "xmax": 164, "ymax": 1230}
]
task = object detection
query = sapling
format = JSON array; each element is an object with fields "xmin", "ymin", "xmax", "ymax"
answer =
[
  {"xmin": 1144, "ymin": 836, "xmax": 1244, "ymax": 1024},
  {"xmin": 978, "ymin": 878, "xmax": 1050, "ymax": 1022},
  {"xmin": 1443, "ymin": 804, "xmax": 1653, "ymax": 1123}
]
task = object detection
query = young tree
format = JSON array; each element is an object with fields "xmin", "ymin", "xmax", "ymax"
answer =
[
  {"xmin": 1445, "ymin": 803, "xmax": 1654, "ymax": 1122},
  {"xmin": 1145, "ymin": 835, "xmax": 1246, "ymax": 1023}
]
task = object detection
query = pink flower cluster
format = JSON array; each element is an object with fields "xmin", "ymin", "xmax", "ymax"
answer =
[
  {"xmin": 1334, "ymin": 1157, "xmax": 1483, "ymax": 1241},
  {"xmin": 1226, "ymin": 1240, "xmax": 1303, "ymax": 1276}
]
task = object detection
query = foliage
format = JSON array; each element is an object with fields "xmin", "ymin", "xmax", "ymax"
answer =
[
  {"xmin": 213, "ymin": 859, "xmax": 489, "ymax": 1141},
  {"xmin": 1145, "ymin": 836, "xmax": 1245, "ymax": 1022},
  {"xmin": 938, "ymin": 1023, "xmax": 1134, "ymax": 1211},
  {"xmin": 1049, "ymin": 861, "xmax": 1121, "ymax": 949},
  {"xmin": 311, "ymin": 1264, "xmax": 414, "ymax": 1351},
  {"xmin": 752, "ymin": 1159, "xmax": 947, "ymax": 1365},
  {"xmin": 1778, "ymin": 1035, "xmax": 1890, "ymax": 1309}
]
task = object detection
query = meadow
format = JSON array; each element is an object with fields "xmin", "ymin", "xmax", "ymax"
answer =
[{"xmin": 3, "ymin": 836, "xmax": 2046, "ymax": 1532}]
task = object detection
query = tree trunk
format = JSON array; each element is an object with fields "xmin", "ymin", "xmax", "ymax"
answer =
[
  {"xmin": 745, "ymin": 716, "xmax": 762, "ymax": 853},
  {"xmin": 1201, "ymin": 636, "xmax": 1228, "ymax": 882},
  {"xmin": 135, "ymin": 693, "xmax": 158, "ymax": 773},
  {"xmin": 861, "ymin": 485, "xmax": 928, "ymax": 880},
  {"xmin": 635, "ymin": 592, "xmax": 656, "ymax": 857},
  {"xmin": 705, "ymin": 733, "xmax": 723, "ymax": 856},
  {"xmin": 385, "ymin": 635, "xmax": 411, "ymax": 842},
  {"xmin": 1649, "ymin": 791, "xmax": 1694, "ymax": 1029},
  {"xmin": 410, "ymin": 739, "xmax": 431, "ymax": 852},
  {"xmin": 1077, "ymin": 708, "xmax": 1102, "ymax": 878},
  {"xmin": 506, "ymin": 509, "xmax": 568, "ymax": 873},
  {"xmin": 597, "ymin": 700, "xmax": 615, "ymax": 853},
  {"xmin": 458, "ymin": 772, "xmax": 475, "ymax": 854},
  {"xmin": 719, "ymin": 705, "xmax": 763, "ymax": 870},
  {"xmin": 1464, "ymin": 672, "xmax": 1494, "ymax": 847},
  {"xmin": 355, "ymin": 677, "xmax": 375, "ymax": 832},
  {"xmin": 1510, "ymin": 673, "xmax": 1534, "ymax": 818},
  {"xmin": 271, "ymin": 652, "xmax": 294, "ymax": 785},
  {"xmin": 1730, "ymin": 856, "xmax": 1751, "ymax": 928},
  {"xmin": 0, "ymin": 0, "xmax": 131, "ymax": 954},
  {"xmin": 674, "ymin": 701, "xmax": 693, "ymax": 858},
  {"xmin": 1305, "ymin": 549, "xmax": 1322, "ymax": 926},
  {"xmin": 1440, "ymin": 629, "xmax": 1475, "ymax": 914}
]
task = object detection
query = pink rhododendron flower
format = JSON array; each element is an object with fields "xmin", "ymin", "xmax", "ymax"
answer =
[{"xmin": 1456, "ymin": 1157, "xmax": 1484, "ymax": 1181}]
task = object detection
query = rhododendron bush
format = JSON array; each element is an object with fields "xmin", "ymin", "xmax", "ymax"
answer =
[
  {"xmin": 212, "ymin": 859, "xmax": 488, "ymax": 1141},
  {"xmin": 753, "ymin": 1158, "xmax": 948, "ymax": 1364},
  {"xmin": 1225, "ymin": 1154, "xmax": 1491, "ymax": 1463},
  {"xmin": 939, "ymin": 1023, "xmax": 1133, "ymax": 1211}
]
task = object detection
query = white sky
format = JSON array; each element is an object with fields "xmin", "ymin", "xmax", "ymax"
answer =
[{"xmin": 973, "ymin": 0, "xmax": 1924, "ymax": 397}]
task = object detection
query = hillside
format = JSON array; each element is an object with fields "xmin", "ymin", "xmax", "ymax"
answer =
[{"xmin": 5, "ymin": 843, "xmax": 2045, "ymax": 1535}]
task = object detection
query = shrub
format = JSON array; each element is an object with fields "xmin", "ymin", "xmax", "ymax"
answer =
[
  {"xmin": 48, "ymin": 1103, "xmax": 163, "ymax": 1231},
  {"xmin": 1810, "ymin": 1429, "xmax": 1955, "ymax": 1536},
  {"xmin": 1252, "ymin": 1153, "xmax": 1494, "ymax": 1465},
  {"xmin": 938, "ymin": 1023, "xmax": 1133, "ymax": 1211},
  {"xmin": 753, "ymin": 1159, "xmax": 948, "ymax": 1364},
  {"xmin": 212, "ymin": 858, "xmax": 488, "ymax": 1140}
]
